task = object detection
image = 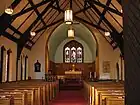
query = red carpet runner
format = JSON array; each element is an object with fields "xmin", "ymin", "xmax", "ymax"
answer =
[{"xmin": 49, "ymin": 90, "xmax": 88, "ymax": 105}]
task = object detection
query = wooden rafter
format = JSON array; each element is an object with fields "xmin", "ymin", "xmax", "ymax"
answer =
[
  {"xmin": 28, "ymin": 0, "xmax": 46, "ymax": 26},
  {"xmin": 87, "ymin": 0, "xmax": 122, "ymax": 16},
  {"xmin": 98, "ymin": 0, "xmax": 112, "ymax": 25},
  {"xmin": 12, "ymin": 0, "xmax": 51, "ymax": 18},
  {"xmin": 17, "ymin": 0, "xmax": 55, "ymax": 58}
]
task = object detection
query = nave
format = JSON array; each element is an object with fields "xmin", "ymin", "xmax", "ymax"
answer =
[{"xmin": 0, "ymin": 79, "xmax": 124, "ymax": 105}]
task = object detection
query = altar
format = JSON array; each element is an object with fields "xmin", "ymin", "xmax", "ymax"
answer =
[
  {"xmin": 64, "ymin": 64, "xmax": 82, "ymax": 79},
  {"xmin": 65, "ymin": 71, "xmax": 82, "ymax": 75}
]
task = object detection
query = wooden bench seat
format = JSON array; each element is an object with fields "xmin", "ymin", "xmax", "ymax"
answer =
[
  {"xmin": 0, "ymin": 91, "xmax": 27, "ymax": 105},
  {"xmin": 0, "ymin": 95, "xmax": 14, "ymax": 105},
  {"xmin": 0, "ymin": 89, "xmax": 35, "ymax": 105},
  {"xmin": 83, "ymin": 81, "xmax": 124, "ymax": 105},
  {"xmin": 105, "ymin": 97, "xmax": 124, "ymax": 105},
  {"xmin": 98, "ymin": 92, "xmax": 124, "ymax": 105},
  {"xmin": 94, "ymin": 88, "xmax": 124, "ymax": 104},
  {"xmin": 0, "ymin": 80, "xmax": 59, "ymax": 105}
]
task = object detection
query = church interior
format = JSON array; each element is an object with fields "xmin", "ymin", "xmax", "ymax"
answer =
[{"xmin": 0, "ymin": 0, "xmax": 137, "ymax": 105}]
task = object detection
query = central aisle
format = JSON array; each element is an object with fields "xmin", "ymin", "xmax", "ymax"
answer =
[{"xmin": 49, "ymin": 90, "xmax": 88, "ymax": 105}]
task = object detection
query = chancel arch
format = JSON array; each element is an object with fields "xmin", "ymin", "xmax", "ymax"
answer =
[{"xmin": 47, "ymin": 23, "xmax": 98, "ymax": 78}]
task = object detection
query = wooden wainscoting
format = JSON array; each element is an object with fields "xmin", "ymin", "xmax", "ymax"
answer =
[{"xmin": 49, "ymin": 61, "xmax": 95, "ymax": 79}]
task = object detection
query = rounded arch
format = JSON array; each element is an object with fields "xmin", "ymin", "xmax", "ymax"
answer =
[{"xmin": 45, "ymin": 21, "xmax": 99, "ymax": 77}]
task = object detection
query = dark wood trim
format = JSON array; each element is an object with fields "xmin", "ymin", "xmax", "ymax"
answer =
[
  {"xmin": 0, "ymin": 46, "xmax": 5, "ymax": 82},
  {"xmin": 20, "ymin": 55, "xmax": 23, "ymax": 80},
  {"xmin": 24, "ymin": 55, "xmax": 28, "ymax": 80},
  {"xmin": 6, "ymin": 49, "xmax": 12, "ymax": 82}
]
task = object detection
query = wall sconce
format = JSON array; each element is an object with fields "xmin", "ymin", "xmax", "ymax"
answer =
[
  {"xmin": 5, "ymin": 8, "xmax": 13, "ymax": 15},
  {"xmin": 30, "ymin": 31, "xmax": 36, "ymax": 36},
  {"xmin": 105, "ymin": 31, "xmax": 110, "ymax": 36}
]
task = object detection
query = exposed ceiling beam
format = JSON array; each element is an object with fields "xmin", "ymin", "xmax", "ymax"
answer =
[
  {"xmin": 87, "ymin": 0, "xmax": 122, "ymax": 16},
  {"xmin": 25, "ymin": 44, "xmax": 31, "ymax": 50},
  {"xmin": 17, "ymin": 0, "xmax": 55, "ymax": 58},
  {"xmin": 55, "ymin": 0, "xmax": 60, "ymax": 10},
  {"xmin": 12, "ymin": 0, "xmax": 51, "ymax": 18},
  {"xmin": 84, "ymin": 0, "xmax": 88, "ymax": 9},
  {"xmin": 70, "ymin": 0, "xmax": 72, "ymax": 9},
  {"xmin": 0, "ymin": 14, "xmax": 13, "ymax": 34},
  {"xmin": 11, "ymin": 0, "xmax": 21, "ymax": 9},
  {"xmin": 1, "ymin": 32, "xmax": 18, "ymax": 43},
  {"xmin": 51, "ymin": 2, "xmax": 91, "ymax": 16},
  {"xmin": 74, "ymin": 16, "xmax": 108, "ymax": 32},
  {"xmin": 89, "ymin": 3, "xmax": 117, "ymax": 33},
  {"xmin": 88, "ymin": 1, "xmax": 123, "ymax": 54},
  {"xmin": 9, "ymin": 25, "xmax": 23, "ymax": 36},
  {"xmin": 35, "ymin": 18, "xmax": 63, "ymax": 33},
  {"xmin": 98, "ymin": 0, "xmax": 112, "ymax": 25},
  {"xmin": 28, "ymin": 0, "xmax": 46, "ymax": 26},
  {"xmin": 117, "ymin": 0, "xmax": 122, "ymax": 5},
  {"xmin": 52, "ymin": 5, "xmax": 63, "ymax": 13},
  {"xmin": 74, "ymin": 6, "xmax": 91, "ymax": 15}
]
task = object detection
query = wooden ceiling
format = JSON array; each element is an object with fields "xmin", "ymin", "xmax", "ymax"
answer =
[{"xmin": 0, "ymin": 0, "xmax": 123, "ymax": 57}]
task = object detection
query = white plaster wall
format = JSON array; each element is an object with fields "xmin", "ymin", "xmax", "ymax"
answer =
[
  {"xmin": 0, "ymin": 25, "xmax": 124, "ymax": 80},
  {"xmin": 94, "ymin": 32, "xmax": 121, "ymax": 79},
  {"xmin": 54, "ymin": 37, "xmax": 94, "ymax": 63},
  {"xmin": 28, "ymin": 31, "xmax": 48, "ymax": 79},
  {"xmin": 0, "ymin": 36, "xmax": 17, "ymax": 81}
]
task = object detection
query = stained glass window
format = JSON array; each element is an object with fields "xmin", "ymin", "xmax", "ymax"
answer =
[
  {"xmin": 77, "ymin": 47, "xmax": 82, "ymax": 63},
  {"xmin": 71, "ymin": 47, "xmax": 76, "ymax": 63},
  {"xmin": 65, "ymin": 47, "xmax": 70, "ymax": 63},
  {"xmin": 64, "ymin": 40, "xmax": 83, "ymax": 63}
]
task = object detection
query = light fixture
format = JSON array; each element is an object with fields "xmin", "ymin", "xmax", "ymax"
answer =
[
  {"xmin": 105, "ymin": 31, "xmax": 110, "ymax": 36},
  {"xmin": 120, "ymin": 9, "xmax": 123, "ymax": 13},
  {"xmin": 68, "ymin": 28, "xmax": 74, "ymax": 38},
  {"xmin": 30, "ymin": 31, "xmax": 36, "ymax": 36},
  {"xmin": 5, "ymin": 8, "xmax": 13, "ymax": 15},
  {"xmin": 64, "ymin": 9, "xmax": 73, "ymax": 24}
]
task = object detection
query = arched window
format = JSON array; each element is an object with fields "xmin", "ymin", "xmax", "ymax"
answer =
[
  {"xmin": 65, "ymin": 47, "xmax": 70, "ymax": 63},
  {"xmin": 64, "ymin": 40, "xmax": 83, "ymax": 63},
  {"xmin": 77, "ymin": 47, "xmax": 82, "ymax": 63}
]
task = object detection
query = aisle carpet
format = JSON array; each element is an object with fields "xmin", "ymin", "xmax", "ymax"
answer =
[{"xmin": 49, "ymin": 90, "xmax": 88, "ymax": 105}]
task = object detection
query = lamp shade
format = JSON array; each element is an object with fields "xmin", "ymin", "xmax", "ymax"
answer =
[
  {"xmin": 30, "ymin": 31, "xmax": 36, "ymax": 36},
  {"xmin": 105, "ymin": 31, "xmax": 110, "ymax": 36},
  {"xmin": 68, "ymin": 29, "xmax": 74, "ymax": 38},
  {"xmin": 64, "ymin": 9, "xmax": 73, "ymax": 24},
  {"xmin": 5, "ymin": 8, "xmax": 13, "ymax": 15}
]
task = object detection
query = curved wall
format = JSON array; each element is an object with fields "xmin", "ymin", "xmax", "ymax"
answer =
[{"xmin": 54, "ymin": 37, "xmax": 94, "ymax": 63}]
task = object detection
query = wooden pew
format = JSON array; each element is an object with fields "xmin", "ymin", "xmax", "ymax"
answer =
[
  {"xmin": 0, "ymin": 88, "xmax": 35, "ymax": 105},
  {"xmin": 98, "ymin": 92, "xmax": 124, "ymax": 105},
  {"xmin": 94, "ymin": 88, "xmax": 124, "ymax": 105},
  {"xmin": 0, "ymin": 80, "xmax": 59, "ymax": 105},
  {"xmin": 105, "ymin": 97, "xmax": 124, "ymax": 105},
  {"xmin": 0, "ymin": 91, "xmax": 27, "ymax": 105},
  {"xmin": 83, "ymin": 81, "xmax": 124, "ymax": 105},
  {"xmin": 0, "ymin": 95, "xmax": 14, "ymax": 105}
]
